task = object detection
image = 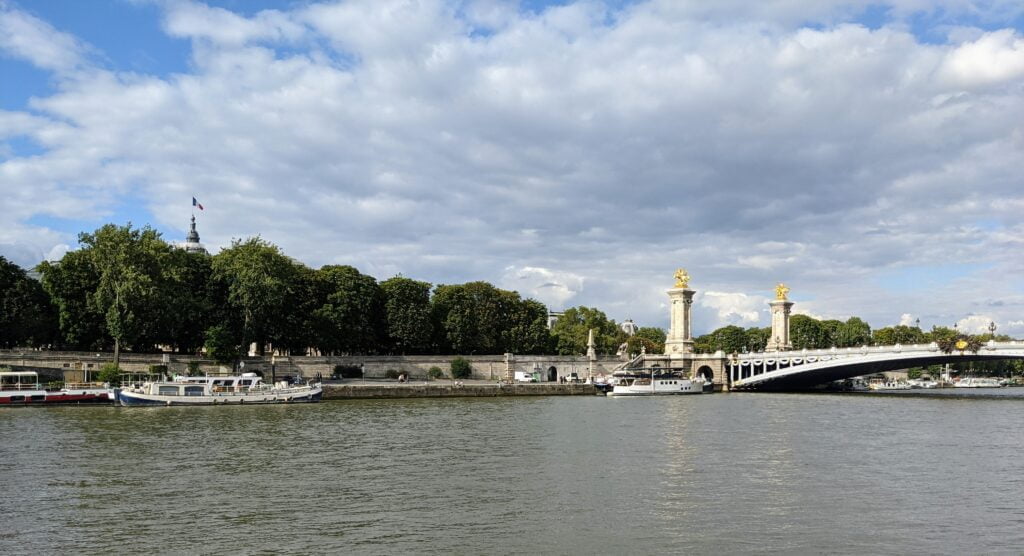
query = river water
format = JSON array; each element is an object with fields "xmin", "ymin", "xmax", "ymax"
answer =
[{"xmin": 2, "ymin": 389, "xmax": 1024, "ymax": 555}]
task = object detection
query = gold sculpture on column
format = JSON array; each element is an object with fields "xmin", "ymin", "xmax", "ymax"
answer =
[
  {"xmin": 775, "ymin": 283, "xmax": 790, "ymax": 300},
  {"xmin": 673, "ymin": 268, "xmax": 691, "ymax": 288}
]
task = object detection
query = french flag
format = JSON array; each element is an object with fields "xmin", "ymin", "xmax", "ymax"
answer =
[{"xmin": 192, "ymin": 197, "xmax": 204, "ymax": 210}]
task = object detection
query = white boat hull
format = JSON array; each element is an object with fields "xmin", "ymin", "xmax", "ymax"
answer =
[{"xmin": 608, "ymin": 378, "xmax": 704, "ymax": 396}]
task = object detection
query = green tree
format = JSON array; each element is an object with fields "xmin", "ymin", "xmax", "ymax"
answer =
[
  {"xmin": 38, "ymin": 250, "xmax": 106, "ymax": 349},
  {"xmin": 156, "ymin": 248, "xmax": 215, "ymax": 353},
  {"xmin": 549, "ymin": 306, "xmax": 621, "ymax": 355},
  {"xmin": 634, "ymin": 327, "xmax": 666, "ymax": 353},
  {"xmin": 78, "ymin": 224, "xmax": 170, "ymax": 370},
  {"xmin": 501, "ymin": 297, "xmax": 550, "ymax": 354},
  {"xmin": 380, "ymin": 276, "xmax": 433, "ymax": 354},
  {"xmin": 790, "ymin": 315, "xmax": 828, "ymax": 350},
  {"xmin": 204, "ymin": 324, "xmax": 241, "ymax": 365},
  {"xmin": 744, "ymin": 327, "xmax": 771, "ymax": 352},
  {"xmin": 872, "ymin": 325, "xmax": 926, "ymax": 346},
  {"xmin": 0, "ymin": 256, "xmax": 58, "ymax": 348},
  {"xmin": 431, "ymin": 281, "xmax": 515, "ymax": 354},
  {"xmin": 835, "ymin": 317, "xmax": 871, "ymax": 347},
  {"xmin": 211, "ymin": 237, "xmax": 300, "ymax": 356},
  {"xmin": 311, "ymin": 265, "xmax": 385, "ymax": 355}
]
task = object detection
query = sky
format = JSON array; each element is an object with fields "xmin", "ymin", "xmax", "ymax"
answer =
[{"xmin": 1, "ymin": 0, "xmax": 1023, "ymax": 337}]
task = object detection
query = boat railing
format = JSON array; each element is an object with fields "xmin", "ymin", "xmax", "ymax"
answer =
[
  {"xmin": 1, "ymin": 383, "xmax": 42, "ymax": 391},
  {"xmin": 64, "ymin": 382, "xmax": 108, "ymax": 390}
]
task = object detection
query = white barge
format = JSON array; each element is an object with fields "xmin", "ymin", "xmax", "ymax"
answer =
[{"xmin": 116, "ymin": 373, "xmax": 322, "ymax": 406}]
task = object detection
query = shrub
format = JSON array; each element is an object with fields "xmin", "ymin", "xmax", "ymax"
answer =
[
  {"xmin": 97, "ymin": 363, "xmax": 121, "ymax": 386},
  {"xmin": 384, "ymin": 369, "xmax": 400, "ymax": 379},
  {"xmin": 450, "ymin": 357, "xmax": 472, "ymax": 379},
  {"xmin": 187, "ymin": 361, "xmax": 202, "ymax": 377},
  {"xmin": 149, "ymin": 364, "xmax": 168, "ymax": 376},
  {"xmin": 428, "ymin": 366, "xmax": 444, "ymax": 380},
  {"xmin": 333, "ymin": 364, "xmax": 363, "ymax": 379}
]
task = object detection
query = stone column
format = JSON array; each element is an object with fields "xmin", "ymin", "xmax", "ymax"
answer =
[
  {"xmin": 765, "ymin": 299, "xmax": 794, "ymax": 352},
  {"xmin": 664, "ymin": 288, "xmax": 695, "ymax": 355}
]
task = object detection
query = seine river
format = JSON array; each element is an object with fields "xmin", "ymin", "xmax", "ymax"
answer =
[{"xmin": 3, "ymin": 389, "xmax": 1024, "ymax": 555}]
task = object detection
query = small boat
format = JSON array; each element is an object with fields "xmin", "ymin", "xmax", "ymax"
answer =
[
  {"xmin": 907, "ymin": 378, "xmax": 939, "ymax": 389},
  {"xmin": 867, "ymin": 379, "xmax": 912, "ymax": 391},
  {"xmin": 607, "ymin": 370, "xmax": 704, "ymax": 397},
  {"xmin": 116, "ymin": 373, "xmax": 323, "ymax": 406},
  {"xmin": 953, "ymin": 377, "xmax": 1004, "ymax": 388},
  {"xmin": 1, "ymin": 371, "xmax": 114, "ymax": 406}
]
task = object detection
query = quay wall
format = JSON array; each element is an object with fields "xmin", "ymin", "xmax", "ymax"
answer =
[
  {"xmin": 323, "ymin": 383, "xmax": 598, "ymax": 399},
  {"xmin": 0, "ymin": 350, "xmax": 629, "ymax": 382}
]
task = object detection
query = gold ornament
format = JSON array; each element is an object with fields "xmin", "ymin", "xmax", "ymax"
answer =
[
  {"xmin": 955, "ymin": 339, "xmax": 968, "ymax": 351},
  {"xmin": 673, "ymin": 268, "xmax": 690, "ymax": 288},
  {"xmin": 775, "ymin": 283, "xmax": 790, "ymax": 300}
]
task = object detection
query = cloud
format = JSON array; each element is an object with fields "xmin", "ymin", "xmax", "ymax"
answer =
[
  {"xmin": 956, "ymin": 314, "xmax": 997, "ymax": 334},
  {"xmin": 0, "ymin": 3, "xmax": 90, "ymax": 71},
  {"xmin": 0, "ymin": 1, "xmax": 1022, "ymax": 337},
  {"xmin": 698, "ymin": 291, "xmax": 767, "ymax": 327}
]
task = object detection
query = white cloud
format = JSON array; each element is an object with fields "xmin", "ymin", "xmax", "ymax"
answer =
[
  {"xmin": 500, "ymin": 265, "xmax": 583, "ymax": 309},
  {"xmin": 0, "ymin": 3, "xmax": 89, "ymax": 71},
  {"xmin": 899, "ymin": 313, "xmax": 916, "ymax": 326},
  {"xmin": 0, "ymin": 1, "xmax": 1023, "ymax": 336},
  {"xmin": 699, "ymin": 291, "xmax": 767, "ymax": 327},
  {"xmin": 956, "ymin": 315, "xmax": 997, "ymax": 334}
]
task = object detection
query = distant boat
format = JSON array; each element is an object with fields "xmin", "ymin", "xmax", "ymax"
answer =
[
  {"xmin": 116, "ymin": 373, "xmax": 322, "ymax": 406},
  {"xmin": 907, "ymin": 378, "xmax": 939, "ymax": 389},
  {"xmin": 868, "ymin": 379, "xmax": 912, "ymax": 391},
  {"xmin": 607, "ymin": 370, "xmax": 704, "ymax": 397},
  {"xmin": 953, "ymin": 377, "xmax": 1004, "ymax": 388},
  {"xmin": 1, "ymin": 371, "xmax": 114, "ymax": 406}
]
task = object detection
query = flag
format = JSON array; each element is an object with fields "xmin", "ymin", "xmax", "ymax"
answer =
[{"xmin": 192, "ymin": 197, "xmax": 204, "ymax": 210}]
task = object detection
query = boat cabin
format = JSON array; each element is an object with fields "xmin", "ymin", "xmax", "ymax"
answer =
[{"xmin": 1, "ymin": 371, "xmax": 41, "ymax": 391}]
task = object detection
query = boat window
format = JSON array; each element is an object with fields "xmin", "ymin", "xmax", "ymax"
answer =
[
  {"xmin": 239, "ymin": 380, "xmax": 252, "ymax": 386},
  {"xmin": 11, "ymin": 395, "xmax": 23, "ymax": 402},
  {"xmin": 158, "ymin": 385, "xmax": 180, "ymax": 396},
  {"xmin": 31, "ymin": 394, "xmax": 45, "ymax": 401},
  {"xmin": 184, "ymin": 386, "xmax": 205, "ymax": 396}
]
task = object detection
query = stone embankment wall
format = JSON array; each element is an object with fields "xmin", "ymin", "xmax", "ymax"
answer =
[
  {"xmin": 0, "ymin": 350, "xmax": 627, "ymax": 381},
  {"xmin": 324, "ymin": 383, "xmax": 598, "ymax": 400}
]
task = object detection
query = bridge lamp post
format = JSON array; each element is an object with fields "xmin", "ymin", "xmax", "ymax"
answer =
[{"xmin": 989, "ymin": 321, "xmax": 997, "ymax": 339}]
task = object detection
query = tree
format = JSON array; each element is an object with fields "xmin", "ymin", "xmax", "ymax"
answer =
[
  {"xmin": 156, "ymin": 248, "xmax": 215, "ymax": 353},
  {"xmin": 872, "ymin": 325, "xmax": 926, "ymax": 346},
  {"xmin": 0, "ymin": 256, "xmax": 58, "ymax": 348},
  {"xmin": 790, "ymin": 315, "xmax": 828, "ymax": 350},
  {"xmin": 311, "ymin": 265, "xmax": 385, "ymax": 355},
  {"xmin": 380, "ymin": 276, "xmax": 433, "ymax": 354},
  {"xmin": 745, "ymin": 327, "xmax": 771, "ymax": 352},
  {"xmin": 548, "ymin": 306, "xmax": 621, "ymax": 355},
  {"xmin": 37, "ymin": 249, "xmax": 106, "ymax": 349},
  {"xmin": 211, "ymin": 237, "xmax": 299, "ymax": 356},
  {"xmin": 204, "ymin": 324, "xmax": 241, "ymax": 365},
  {"xmin": 835, "ymin": 317, "xmax": 871, "ymax": 347},
  {"xmin": 78, "ymin": 224, "xmax": 170, "ymax": 370},
  {"xmin": 634, "ymin": 327, "xmax": 666, "ymax": 354},
  {"xmin": 501, "ymin": 297, "xmax": 550, "ymax": 354},
  {"xmin": 431, "ymin": 281, "xmax": 515, "ymax": 354}
]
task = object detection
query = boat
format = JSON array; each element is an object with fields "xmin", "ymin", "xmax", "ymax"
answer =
[
  {"xmin": 953, "ymin": 377, "xmax": 1004, "ymax": 388},
  {"xmin": 867, "ymin": 379, "xmax": 912, "ymax": 391},
  {"xmin": 116, "ymin": 373, "xmax": 323, "ymax": 406},
  {"xmin": 607, "ymin": 370, "xmax": 704, "ymax": 396},
  {"xmin": 1, "ymin": 370, "xmax": 115, "ymax": 406},
  {"xmin": 907, "ymin": 378, "xmax": 939, "ymax": 389}
]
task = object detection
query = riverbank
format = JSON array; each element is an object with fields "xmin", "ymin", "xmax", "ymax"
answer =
[{"xmin": 323, "ymin": 381, "xmax": 598, "ymax": 399}]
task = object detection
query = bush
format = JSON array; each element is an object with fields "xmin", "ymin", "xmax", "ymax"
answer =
[
  {"xmin": 333, "ymin": 364, "xmax": 363, "ymax": 379},
  {"xmin": 450, "ymin": 357, "xmax": 472, "ymax": 379},
  {"xmin": 187, "ymin": 361, "xmax": 202, "ymax": 377},
  {"xmin": 97, "ymin": 363, "xmax": 121, "ymax": 386},
  {"xmin": 428, "ymin": 366, "xmax": 444, "ymax": 380},
  {"xmin": 149, "ymin": 364, "xmax": 168, "ymax": 376},
  {"xmin": 384, "ymin": 369, "xmax": 400, "ymax": 379}
]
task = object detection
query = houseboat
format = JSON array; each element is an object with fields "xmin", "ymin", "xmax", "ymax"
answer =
[
  {"xmin": 0, "ymin": 370, "xmax": 114, "ymax": 406},
  {"xmin": 115, "ymin": 373, "xmax": 323, "ymax": 406},
  {"xmin": 607, "ymin": 370, "xmax": 705, "ymax": 397}
]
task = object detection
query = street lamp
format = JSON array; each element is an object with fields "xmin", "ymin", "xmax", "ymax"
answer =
[
  {"xmin": 915, "ymin": 318, "xmax": 920, "ymax": 329},
  {"xmin": 989, "ymin": 321, "xmax": 997, "ymax": 338}
]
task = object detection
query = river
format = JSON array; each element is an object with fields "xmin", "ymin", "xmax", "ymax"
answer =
[{"xmin": 2, "ymin": 389, "xmax": 1023, "ymax": 554}]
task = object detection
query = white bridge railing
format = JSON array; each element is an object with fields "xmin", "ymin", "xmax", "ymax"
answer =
[{"xmin": 728, "ymin": 341, "xmax": 1024, "ymax": 388}]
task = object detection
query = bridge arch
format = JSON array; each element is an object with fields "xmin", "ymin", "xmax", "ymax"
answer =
[
  {"xmin": 547, "ymin": 366, "xmax": 557, "ymax": 382},
  {"xmin": 729, "ymin": 343, "xmax": 1024, "ymax": 390},
  {"xmin": 696, "ymin": 365, "xmax": 714, "ymax": 382}
]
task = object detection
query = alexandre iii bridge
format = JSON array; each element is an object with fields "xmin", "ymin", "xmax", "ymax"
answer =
[{"xmin": 642, "ymin": 269, "xmax": 1024, "ymax": 391}]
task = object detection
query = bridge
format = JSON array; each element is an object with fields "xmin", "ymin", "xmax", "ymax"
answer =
[
  {"xmin": 727, "ymin": 342, "xmax": 1024, "ymax": 390},
  {"xmin": 642, "ymin": 269, "xmax": 1024, "ymax": 391}
]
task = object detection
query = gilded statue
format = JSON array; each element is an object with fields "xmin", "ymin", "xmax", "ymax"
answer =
[
  {"xmin": 775, "ymin": 282, "xmax": 790, "ymax": 300},
  {"xmin": 673, "ymin": 268, "xmax": 690, "ymax": 288}
]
